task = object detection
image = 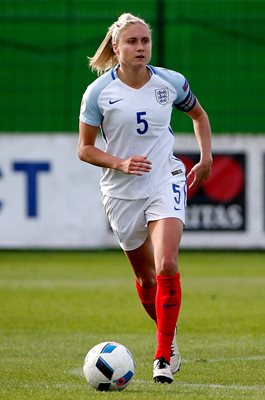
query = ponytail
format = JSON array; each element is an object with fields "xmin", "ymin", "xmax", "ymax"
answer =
[{"xmin": 88, "ymin": 13, "xmax": 151, "ymax": 75}]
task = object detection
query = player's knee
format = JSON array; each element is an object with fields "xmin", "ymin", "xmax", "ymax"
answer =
[
  {"xmin": 137, "ymin": 275, "xmax": 156, "ymax": 288},
  {"xmin": 157, "ymin": 257, "xmax": 178, "ymax": 276}
]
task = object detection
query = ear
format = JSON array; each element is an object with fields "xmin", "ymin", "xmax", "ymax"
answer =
[{"xmin": 112, "ymin": 43, "xmax": 119, "ymax": 55}]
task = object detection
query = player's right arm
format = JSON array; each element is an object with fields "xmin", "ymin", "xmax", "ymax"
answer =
[{"xmin": 78, "ymin": 121, "xmax": 152, "ymax": 176}]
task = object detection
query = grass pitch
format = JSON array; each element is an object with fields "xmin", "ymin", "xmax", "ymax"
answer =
[{"xmin": 0, "ymin": 250, "xmax": 264, "ymax": 400}]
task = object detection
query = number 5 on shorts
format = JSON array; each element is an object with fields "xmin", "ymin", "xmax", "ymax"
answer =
[{"xmin": 172, "ymin": 183, "xmax": 181, "ymax": 210}]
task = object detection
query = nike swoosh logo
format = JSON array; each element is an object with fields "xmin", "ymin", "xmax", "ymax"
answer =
[
  {"xmin": 109, "ymin": 99, "xmax": 123, "ymax": 104},
  {"xmin": 162, "ymin": 303, "xmax": 178, "ymax": 308}
]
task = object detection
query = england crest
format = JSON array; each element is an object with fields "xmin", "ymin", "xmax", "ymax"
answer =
[{"xmin": 155, "ymin": 88, "xmax": 169, "ymax": 105}]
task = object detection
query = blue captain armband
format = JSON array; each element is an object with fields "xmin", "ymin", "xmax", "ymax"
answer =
[{"xmin": 174, "ymin": 90, "xmax": 197, "ymax": 112}]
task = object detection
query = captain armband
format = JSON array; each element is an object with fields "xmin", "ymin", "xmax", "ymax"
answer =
[{"xmin": 174, "ymin": 91, "xmax": 197, "ymax": 112}]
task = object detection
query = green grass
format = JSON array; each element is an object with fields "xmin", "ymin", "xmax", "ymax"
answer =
[{"xmin": 0, "ymin": 250, "xmax": 264, "ymax": 400}]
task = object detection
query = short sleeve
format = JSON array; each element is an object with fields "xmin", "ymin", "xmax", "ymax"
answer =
[
  {"xmin": 79, "ymin": 82, "xmax": 103, "ymax": 127},
  {"xmin": 172, "ymin": 74, "xmax": 197, "ymax": 112}
]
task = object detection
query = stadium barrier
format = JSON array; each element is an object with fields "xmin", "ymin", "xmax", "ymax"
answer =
[{"xmin": 0, "ymin": 134, "xmax": 264, "ymax": 249}]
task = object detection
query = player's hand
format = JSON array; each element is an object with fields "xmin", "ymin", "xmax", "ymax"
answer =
[
  {"xmin": 187, "ymin": 159, "xmax": 212, "ymax": 189},
  {"xmin": 119, "ymin": 156, "xmax": 152, "ymax": 176}
]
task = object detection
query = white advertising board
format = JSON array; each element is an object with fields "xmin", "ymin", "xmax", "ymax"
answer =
[
  {"xmin": 0, "ymin": 134, "xmax": 264, "ymax": 249},
  {"xmin": 0, "ymin": 135, "xmax": 115, "ymax": 248}
]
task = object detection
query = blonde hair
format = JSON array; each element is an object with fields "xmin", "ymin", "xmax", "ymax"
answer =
[{"xmin": 88, "ymin": 13, "xmax": 151, "ymax": 75}]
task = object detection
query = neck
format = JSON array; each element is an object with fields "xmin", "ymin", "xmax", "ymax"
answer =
[{"xmin": 117, "ymin": 65, "xmax": 151, "ymax": 89}]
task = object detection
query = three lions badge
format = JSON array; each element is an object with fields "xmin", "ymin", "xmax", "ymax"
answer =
[{"xmin": 155, "ymin": 88, "xmax": 169, "ymax": 105}]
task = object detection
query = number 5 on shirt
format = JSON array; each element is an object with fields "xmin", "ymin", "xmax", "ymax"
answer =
[{"xmin": 136, "ymin": 111, "xmax": 148, "ymax": 135}]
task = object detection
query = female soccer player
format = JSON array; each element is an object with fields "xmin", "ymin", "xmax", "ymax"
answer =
[{"xmin": 78, "ymin": 13, "xmax": 212, "ymax": 383}]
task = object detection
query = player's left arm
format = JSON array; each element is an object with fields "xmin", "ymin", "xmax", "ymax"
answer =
[{"xmin": 185, "ymin": 101, "xmax": 213, "ymax": 188}]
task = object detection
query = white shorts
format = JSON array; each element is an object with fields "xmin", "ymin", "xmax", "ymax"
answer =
[{"xmin": 102, "ymin": 169, "xmax": 187, "ymax": 251}]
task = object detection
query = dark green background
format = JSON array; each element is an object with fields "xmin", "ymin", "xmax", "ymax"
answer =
[{"xmin": 1, "ymin": 0, "xmax": 264, "ymax": 134}]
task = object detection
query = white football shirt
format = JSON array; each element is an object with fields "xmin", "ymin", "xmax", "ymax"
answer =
[{"xmin": 80, "ymin": 65, "xmax": 196, "ymax": 199}]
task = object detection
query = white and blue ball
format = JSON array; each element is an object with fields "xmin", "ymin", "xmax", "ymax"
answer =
[{"xmin": 83, "ymin": 342, "xmax": 135, "ymax": 391}]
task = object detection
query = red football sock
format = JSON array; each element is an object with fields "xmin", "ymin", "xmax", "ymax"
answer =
[
  {"xmin": 154, "ymin": 272, "xmax": 182, "ymax": 362},
  {"xmin": 135, "ymin": 279, "xmax": 157, "ymax": 322}
]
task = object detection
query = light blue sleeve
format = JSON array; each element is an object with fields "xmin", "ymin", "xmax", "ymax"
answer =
[
  {"xmin": 79, "ymin": 71, "xmax": 113, "ymax": 126},
  {"xmin": 153, "ymin": 66, "xmax": 197, "ymax": 112}
]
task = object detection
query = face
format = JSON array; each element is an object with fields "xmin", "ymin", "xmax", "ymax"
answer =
[{"xmin": 113, "ymin": 23, "xmax": 152, "ymax": 68}]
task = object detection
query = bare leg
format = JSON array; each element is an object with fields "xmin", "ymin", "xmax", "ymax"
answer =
[
  {"xmin": 148, "ymin": 217, "xmax": 183, "ymax": 276},
  {"xmin": 125, "ymin": 236, "xmax": 156, "ymax": 287}
]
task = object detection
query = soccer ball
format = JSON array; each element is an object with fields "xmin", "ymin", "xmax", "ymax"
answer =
[{"xmin": 83, "ymin": 341, "xmax": 135, "ymax": 391}]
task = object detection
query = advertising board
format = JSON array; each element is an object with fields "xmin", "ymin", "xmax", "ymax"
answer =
[{"xmin": 0, "ymin": 134, "xmax": 264, "ymax": 249}]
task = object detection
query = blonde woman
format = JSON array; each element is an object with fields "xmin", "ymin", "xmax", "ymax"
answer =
[{"xmin": 78, "ymin": 13, "xmax": 212, "ymax": 383}]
